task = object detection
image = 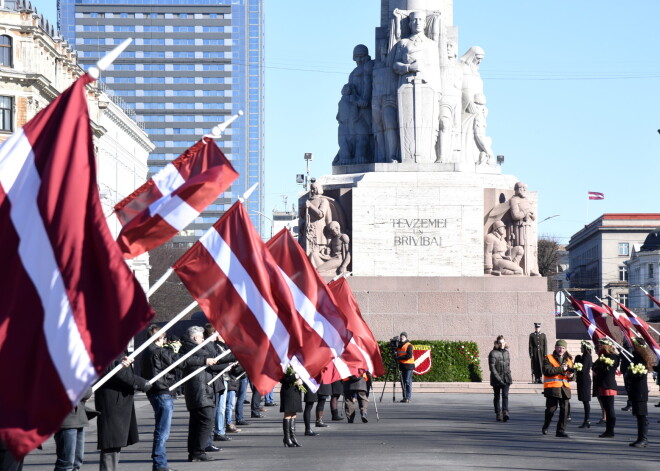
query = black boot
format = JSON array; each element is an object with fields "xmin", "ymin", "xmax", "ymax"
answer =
[
  {"xmin": 315, "ymin": 411, "xmax": 328, "ymax": 428},
  {"xmin": 289, "ymin": 418, "xmax": 301, "ymax": 447},
  {"xmin": 541, "ymin": 410, "xmax": 552, "ymax": 435},
  {"xmin": 578, "ymin": 420, "xmax": 591, "ymax": 429},
  {"xmin": 630, "ymin": 415, "xmax": 648, "ymax": 447},
  {"xmin": 331, "ymin": 409, "xmax": 342, "ymax": 421},
  {"xmin": 502, "ymin": 410, "xmax": 509, "ymax": 422},
  {"xmin": 282, "ymin": 419, "xmax": 294, "ymax": 447},
  {"xmin": 599, "ymin": 417, "xmax": 615, "ymax": 438}
]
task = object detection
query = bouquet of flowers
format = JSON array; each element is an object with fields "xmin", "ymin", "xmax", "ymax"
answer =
[
  {"xmin": 629, "ymin": 363, "xmax": 648, "ymax": 376},
  {"xmin": 285, "ymin": 366, "xmax": 307, "ymax": 393},
  {"xmin": 597, "ymin": 354, "xmax": 615, "ymax": 370},
  {"xmin": 574, "ymin": 362, "xmax": 583, "ymax": 372}
]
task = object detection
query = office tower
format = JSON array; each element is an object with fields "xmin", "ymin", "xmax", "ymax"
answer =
[{"xmin": 58, "ymin": 0, "xmax": 265, "ymax": 242}]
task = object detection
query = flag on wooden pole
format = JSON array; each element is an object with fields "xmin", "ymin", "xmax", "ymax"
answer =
[{"xmin": 0, "ymin": 75, "xmax": 154, "ymax": 458}]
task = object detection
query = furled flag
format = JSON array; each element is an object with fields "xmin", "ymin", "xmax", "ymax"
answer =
[
  {"xmin": 610, "ymin": 299, "xmax": 660, "ymax": 360},
  {"xmin": 115, "ymin": 138, "xmax": 238, "ymax": 258},
  {"xmin": 265, "ymin": 229, "xmax": 365, "ymax": 385},
  {"xmin": 0, "ymin": 75, "xmax": 155, "ymax": 458},
  {"xmin": 172, "ymin": 202, "xmax": 333, "ymax": 394},
  {"xmin": 327, "ymin": 276, "xmax": 386, "ymax": 377},
  {"xmin": 581, "ymin": 300, "xmax": 615, "ymax": 339},
  {"xmin": 570, "ymin": 297, "xmax": 607, "ymax": 344},
  {"xmin": 588, "ymin": 191, "xmax": 604, "ymax": 200}
]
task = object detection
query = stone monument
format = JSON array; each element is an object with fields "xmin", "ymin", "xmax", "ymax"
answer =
[{"xmin": 298, "ymin": 0, "xmax": 554, "ymax": 382}]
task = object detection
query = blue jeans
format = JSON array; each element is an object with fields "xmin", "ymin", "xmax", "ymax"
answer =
[
  {"xmin": 54, "ymin": 428, "xmax": 84, "ymax": 471},
  {"xmin": 213, "ymin": 383, "xmax": 227, "ymax": 436},
  {"xmin": 235, "ymin": 376, "xmax": 248, "ymax": 421},
  {"xmin": 148, "ymin": 394, "xmax": 174, "ymax": 469},
  {"xmin": 265, "ymin": 388, "xmax": 275, "ymax": 404},
  {"xmin": 225, "ymin": 389, "xmax": 237, "ymax": 425},
  {"xmin": 401, "ymin": 368, "xmax": 413, "ymax": 400}
]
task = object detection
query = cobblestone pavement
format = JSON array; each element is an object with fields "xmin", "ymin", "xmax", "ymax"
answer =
[{"xmin": 23, "ymin": 392, "xmax": 660, "ymax": 470}]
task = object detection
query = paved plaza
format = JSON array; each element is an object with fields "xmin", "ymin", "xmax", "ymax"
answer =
[{"xmin": 23, "ymin": 390, "xmax": 659, "ymax": 471}]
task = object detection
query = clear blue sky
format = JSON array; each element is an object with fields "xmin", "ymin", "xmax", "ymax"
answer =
[{"xmin": 35, "ymin": 1, "xmax": 660, "ymax": 244}]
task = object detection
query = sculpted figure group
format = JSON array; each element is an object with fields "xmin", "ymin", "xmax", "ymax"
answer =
[{"xmin": 334, "ymin": 8, "xmax": 495, "ymax": 168}]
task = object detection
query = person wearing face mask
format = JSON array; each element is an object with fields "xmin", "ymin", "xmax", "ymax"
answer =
[{"xmin": 488, "ymin": 335, "xmax": 512, "ymax": 422}]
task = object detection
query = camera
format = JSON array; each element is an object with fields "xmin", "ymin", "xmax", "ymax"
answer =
[{"xmin": 389, "ymin": 336, "xmax": 400, "ymax": 360}]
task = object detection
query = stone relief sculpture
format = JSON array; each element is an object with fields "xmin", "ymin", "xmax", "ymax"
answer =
[
  {"xmin": 472, "ymin": 94, "xmax": 495, "ymax": 165},
  {"xmin": 507, "ymin": 182, "xmax": 540, "ymax": 276},
  {"xmin": 347, "ymin": 45, "xmax": 374, "ymax": 164},
  {"xmin": 389, "ymin": 9, "xmax": 442, "ymax": 163},
  {"xmin": 484, "ymin": 220, "xmax": 523, "ymax": 276},
  {"xmin": 299, "ymin": 180, "xmax": 349, "ymax": 270},
  {"xmin": 314, "ymin": 221, "xmax": 351, "ymax": 277},
  {"xmin": 437, "ymin": 27, "xmax": 462, "ymax": 163},
  {"xmin": 372, "ymin": 38, "xmax": 400, "ymax": 163},
  {"xmin": 460, "ymin": 46, "xmax": 489, "ymax": 165},
  {"xmin": 335, "ymin": 83, "xmax": 359, "ymax": 164}
]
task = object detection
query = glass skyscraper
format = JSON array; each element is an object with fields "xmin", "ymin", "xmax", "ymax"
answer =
[{"xmin": 58, "ymin": 0, "xmax": 264, "ymax": 241}]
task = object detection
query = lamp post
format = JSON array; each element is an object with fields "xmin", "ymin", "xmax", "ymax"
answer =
[{"xmin": 251, "ymin": 210, "xmax": 273, "ymax": 238}]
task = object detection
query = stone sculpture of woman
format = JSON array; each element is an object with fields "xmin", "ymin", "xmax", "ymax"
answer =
[{"xmin": 460, "ymin": 46, "xmax": 486, "ymax": 165}]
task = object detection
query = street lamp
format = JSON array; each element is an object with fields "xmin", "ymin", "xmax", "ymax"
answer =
[{"xmin": 251, "ymin": 210, "xmax": 273, "ymax": 238}]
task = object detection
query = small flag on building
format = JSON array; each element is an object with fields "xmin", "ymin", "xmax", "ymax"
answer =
[{"xmin": 588, "ymin": 191, "xmax": 604, "ymax": 200}]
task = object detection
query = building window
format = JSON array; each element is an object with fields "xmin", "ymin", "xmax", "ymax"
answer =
[
  {"xmin": 618, "ymin": 243, "xmax": 629, "ymax": 256},
  {"xmin": 618, "ymin": 293, "xmax": 628, "ymax": 307},
  {"xmin": 0, "ymin": 96, "xmax": 13, "ymax": 132},
  {"xmin": 0, "ymin": 35, "xmax": 12, "ymax": 67},
  {"xmin": 618, "ymin": 266, "xmax": 628, "ymax": 282},
  {"xmin": 649, "ymin": 264, "xmax": 654, "ymax": 279},
  {"xmin": 649, "ymin": 290, "xmax": 655, "ymax": 309}
]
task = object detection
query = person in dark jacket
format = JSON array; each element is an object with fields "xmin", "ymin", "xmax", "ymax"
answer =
[
  {"xmin": 541, "ymin": 339, "xmax": 574, "ymax": 438},
  {"xmin": 574, "ymin": 340, "xmax": 593, "ymax": 428},
  {"xmin": 140, "ymin": 324, "xmax": 180, "ymax": 471},
  {"xmin": 529, "ymin": 323, "xmax": 547, "ymax": 383},
  {"xmin": 95, "ymin": 353, "xmax": 151, "ymax": 471},
  {"xmin": 343, "ymin": 373, "xmax": 370, "ymax": 424},
  {"xmin": 488, "ymin": 335, "xmax": 512, "ymax": 422},
  {"xmin": 280, "ymin": 368, "xmax": 303, "ymax": 447},
  {"xmin": 54, "ymin": 388, "xmax": 94, "ymax": 471},
  {"xmin": 592, "ymin": 339, "xmax": 620, "ymax": 438},
  {"xmin": 628, "ymin": 337, "xmax": 656, "ymax": 447},
  {"xmin": 179, "ymin": 326, "xmax": 219, "ymax": 462},
  {"xmin": 396, "ymin": 332, "xmax": 414, "ymax": 403},
  {"xmin": 314, "ymin": 382, "xmax": 332, "ymax": 428},
  {"xmin": 302, "ymin": 388, "xmax": 320, "ymax": 437}
]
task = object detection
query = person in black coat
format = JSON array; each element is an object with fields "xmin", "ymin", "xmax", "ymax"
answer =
[
  {"xmin": 628, "ymin": 338, "xmax": 656, "ymax": 447},
  {"xmin": 343, "ymin": 373, "xmax": 370, "ymax": 424},
  {"xmin": 302, "ymin": 388, "xmax": 320, "ymax": 437},
  {"xmin": 592, "ymin": 339, "xmax": 620, "ymax": 438},
  {"xmin": 95, "ymin": 353, "xmax": 151, "ymax": 471},
  {"xmin": 280, "ymin": 368, "xmax": 303, "ymax": 447},
  {"xmin": 574, "ymin": 340, "xmax": 593, "ymax": 428},
  {"xmin": 488, "ymin": 335, "xmax": 512, "ymax": 422},
  {"xmin": 179, "ymin": 326, "xmax": 220, "ymax": 462},
  {"xmin": 314, "ymin": 382, "xmax": 332, "ymax": 428},
  {"xmin": 54, "ymin": 387, "xmax": 94, "ymax": 471}
]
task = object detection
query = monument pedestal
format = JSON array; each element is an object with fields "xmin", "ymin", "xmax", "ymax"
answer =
[{"xmin": 344, "ymin": 276, "xmax": 555, "ymax": 382}]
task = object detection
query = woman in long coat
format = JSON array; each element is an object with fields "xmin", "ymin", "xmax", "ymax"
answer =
[
  {"xmin": 628, "ymin": 338, "xmax": 656, "ymax": 447},
  {"xmin": 574, "ymin": 340, "xmax": 593, "ymax": 428},
  {"xmin": 592, "ymin": 340, "xmax": 620, "ymax": 438},
  {"xmin": 95, "ymin": 353, "xmax": 150, "ymax": 471},
  {"xmin": 280, "ymin": 369, "xmax": 303, "ymax": 447},
  {"xmin": 488, "ymin": 335, "xmax": 512, "ymax": 422}
]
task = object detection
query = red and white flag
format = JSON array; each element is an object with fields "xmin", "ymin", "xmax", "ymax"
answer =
[
  {"xmin": 0, "ymin": 75, "xmax": 154, "ymax": 458},
  {"xmin": 115, "ymin": 138, "xmax": 238, "ymax": 258},
  {"xmin": 581, "ymin": 300, "xmax": 615, "ymax": 339},
  {"xmin": 570, "ymin": 297, "xmax": 607, "ymax": 344},
  {"xmin": 611, "ymin": 299, "xmax": 660, "ymax": 360},
  {"xmin": 600, "ymin": 302, "xmax": 634, "ymax": 345},
  {"xmin": 265, "ymin": 229, "xmax": 364, "ymax": 385},
  {"xmin": 327, "ymin": 276, "xmax": 386, "ymax": 378},
  {"xmin": 588, "ymin": 191, "xmax": 604, "ymax": 200},
  {"xmin": 172, "ymin": 202, "xmax": 332, "ymax": 394}
]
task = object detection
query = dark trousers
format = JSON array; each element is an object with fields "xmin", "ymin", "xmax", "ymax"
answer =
[
  {"xmin": 544, "ymin": 396, "xmax": 570, "ymax": 434},
  {"xmin": 581, "ymin": 400, "xmax": 591, "ymax": 421},
  {"xmin": 493, "ymin": 384, "xmax": 509, "ymax": 413},
  {"xmin": 344, "ymin": 391, "xmax": 368, "ymax": 421},
  {"xmin": 250, "ymin": 382, "xmax": 262, "ymax": 415},
  {"xmin": 599, "ymin": 395, "xmax": 616, "ymax": 433},
  {"xmin": 187, "ymin": 406, "xmax": 214, "ymax": 457}
]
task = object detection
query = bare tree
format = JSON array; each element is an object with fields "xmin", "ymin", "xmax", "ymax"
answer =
[{"xmin": 537, "ymin": 237, "xmax": 562, "ymax": 277}]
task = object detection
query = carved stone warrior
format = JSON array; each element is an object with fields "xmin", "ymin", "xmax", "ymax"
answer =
[
  {"xmin": 314, "ymin": 221, "xmax": 351, "ymax": 277},
  {"xmin": 507, "ymin": 182, "xmax": 540, "ymax": 276},
  {"xmin": 390, "ymin": 9, "xmax": 441, "ymax": 163},
  {"xmin": 347, "ymin": 44, "xmax": 374, "ymax": 164},
  {"xmin": 301, "ymin": 181, "xmax": 332, "ymax": 260},
  {"xmin": 484, "ymin": 220, "xmax": 523, "ymax": 276},
  {"xmin": 460, "ymin": 46, "xmax": 489, "ymax": 166}
]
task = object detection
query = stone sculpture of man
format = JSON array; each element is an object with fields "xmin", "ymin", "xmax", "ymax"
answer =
[
  {"xmin": 335, "ymin": 83, "xmax": 359, "ymax": 165},
  {"xmin": 507, "ymin": 182, "xmax": 540, "ymax": 276},
  {"xmin": 473, "ymin": 94, "xmax": 495, "ymax": 165},
  {"xmin": 437, "ymin": 30, "xmax": 462, "ymax": 163},
  {"xmin": 347, "ymin": 44, "xmax": 374, "ymax": 164},
  {"xmin": 302, "ymin": 181, "xmax": 332, "ymax": 262},
  {"xmin": 372, "ymin": 39, "xmax": 400, "ymax": 163},
  {"xmin": 390, "ymin": 10, "xmax": 441, "ymax": 163},
  {"xmin": 460, "ymin": 46, "xmax": 486, "ymax": 165},
  {"xmin": 315, "ymin": 221, "xmax": 351, "ymax": 277},
  {"xmin": 484, "ymin": 220, "xmax": 523, "ymax": 276}
]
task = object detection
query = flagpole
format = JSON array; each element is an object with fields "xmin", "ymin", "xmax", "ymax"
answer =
[
  {"xmin": 169, "ymin": 352, "xmax": 230, "ymax": 391},
  {"xmin": 636, "ymin": 288, "xmax": 660, "ymax": 336},
  {"xmin": 92, "ymin": 300, "xmax": 198, "ymax": 392},
  {"xmin": 207, "ymin": 361, "xmax": 239, "ymax": 386},
  {"xmin": 205, "ymin": 110, "xmax": 244, "ymax": 140},
  {"xmin": 147, "ymin": 267, "xmax": 173, "ymax": 299},
  {"xmin": 88, "ymin": 38, "xmax": 133, "ymax": 80},
  {"xmin": 595, "ymin": 296, "xmax": 640, "ymax": 339},
  {"xmin": 147, "ymin": 333, "xmax": 220, "ymax": 386}
]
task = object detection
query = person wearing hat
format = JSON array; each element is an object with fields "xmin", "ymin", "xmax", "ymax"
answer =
[
  {"xmin": 396, "ymin": 332, "xmax": 414, "ymax": 403},
  {"xmin": 592, "ymin": 338, "xmax": 620, "ymax": 438},
  {"xmin": 529, "ymin": 323, "xmax": 547, "ymax": 384},
  {"xmin": 627, "ymin": 337, "xmax": 655, "ymax": 447},
  {"xmin": 574, "ymin": 340, "xmax": 593, "ymax": 428},
  {"xmin": 541, "ymin": 339, "xmax": 574, "ymax": 437}
]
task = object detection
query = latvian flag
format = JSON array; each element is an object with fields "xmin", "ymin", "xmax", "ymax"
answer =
[
  {"xmin": 588, "ymin": 191, "xmax": 604, "ymax": 200},
  {"xmin": 0, "ymin": 75, "xmax": 154, "ymax": 458},
  {"xmin": 115, "ymin": 138, "xmax": 238, "ymax": 258}
]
